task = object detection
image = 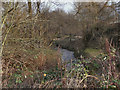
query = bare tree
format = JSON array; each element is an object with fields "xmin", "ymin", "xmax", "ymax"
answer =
[
  {"xmin": 37, "ymin": 0, "xmax": 41, "ymax": 14},
  {"xmin": 74, "ymin": 2, "xmax": 118, "ymax": 48},
  {"xmin": 28, "ymin": 0, "xmax": 32, "ymax": 16}
]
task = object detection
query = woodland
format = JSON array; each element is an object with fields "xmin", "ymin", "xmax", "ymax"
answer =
[{"xmin": 1, "ymin": 1, "xmax": 120, "ymax": 88}]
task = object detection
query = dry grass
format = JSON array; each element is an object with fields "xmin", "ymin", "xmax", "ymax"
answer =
[{"xmin": 2, "ymin": 39, "xmax": 61, "ymax": 88}]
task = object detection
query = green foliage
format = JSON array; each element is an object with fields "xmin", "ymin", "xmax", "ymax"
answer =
[
  {"xmin": 42, "ymin": 66, "xmax": 64, "ymax": 81},
  {"xmin": 65, "ymin": 59, "xmax": 89, "ymax": 80},
  {"xmin": 80, "ymin": 50, "xmax": 120, "ymax": 88}
]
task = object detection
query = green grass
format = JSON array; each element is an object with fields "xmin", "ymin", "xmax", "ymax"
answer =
[{"xmin": 84, "ymin": 48, "xmax": 102, "ymax": 57}]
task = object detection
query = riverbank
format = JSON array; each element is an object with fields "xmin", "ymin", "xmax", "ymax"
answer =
[
  {"xmin": 53, "ymin": 36, "xmax": 85, "ymax": 58},
  {"xmin": 53, "ymin": 36, "xmax": 103, "ymax": 58}
]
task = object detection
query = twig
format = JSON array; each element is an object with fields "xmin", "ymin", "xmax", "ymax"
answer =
[
  {"xmin": 39, "ymin": 79, "xmax": 57, "ymax": 88},
  {"xmin": 79, "ymin": 75, "xmax": 99, "ymax": 84}
]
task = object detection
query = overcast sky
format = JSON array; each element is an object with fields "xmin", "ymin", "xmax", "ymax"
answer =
[
  {"xmin": 3, "ymin": 0, "xmax": 120, "ymax": 13},
  {"xmin": 41, "ymin": 0, "xmax": 74, "ymax": 13},
  {"xmin": 41, "ymin": 0, "xmax": 119, "ymax": 13}
]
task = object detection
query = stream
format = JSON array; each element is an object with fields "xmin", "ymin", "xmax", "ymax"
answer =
[
  {"xmin": 59, "ymin": 48, "xmax": 76, "ymax": 62},
  {"xmin": 57, "ymin": 48, "xmax": 78, "ymax": 70}
]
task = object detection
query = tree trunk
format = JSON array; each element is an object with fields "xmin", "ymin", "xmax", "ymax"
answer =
[
  {"xmin": 28, "ymin": 0, "xmax": 32, "ymax": 16},
  {"xmin": 37, "ymin": 1, "xmax": 41, "ymax": 14}
]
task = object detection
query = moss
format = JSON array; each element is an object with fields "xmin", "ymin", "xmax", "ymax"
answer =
[{"xmin": 84, "ymin": 48, "xmax": 102, "ymax": 57}]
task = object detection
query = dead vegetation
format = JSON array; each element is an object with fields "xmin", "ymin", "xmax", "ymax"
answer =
[{"xmin": 1, "ymin": 1, "xmax": 120, "ymax": 88}]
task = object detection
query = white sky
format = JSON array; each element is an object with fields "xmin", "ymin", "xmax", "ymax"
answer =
[
  {"xmin": 43, "ymin": 0, "xmax": 120, "ymax": 13},
  {"xmin": 2, "ymin": 0, "xmax": 120, "ymax": 2},
  {"xmin": 42, "ymin": 0, "xmax": 120, "ymax": 12},
  {"xmin": 1, "ymin": 0, "xmax": 120, "ymax": 13}
]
